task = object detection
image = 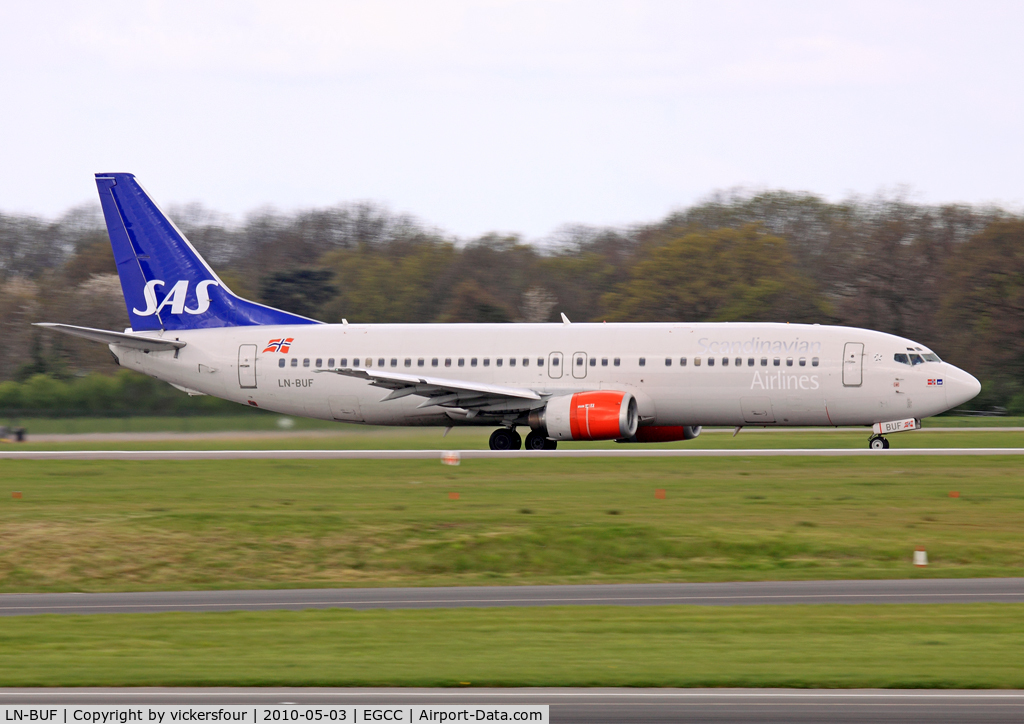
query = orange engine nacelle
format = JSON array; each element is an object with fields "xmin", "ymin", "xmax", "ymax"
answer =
[
  {"xmin": 531, "ymin": 391, "xmax": 639, "ymax": 441},
  {"xmin": 627, "ymin": 425, "xmax": 702, "ymax": 443}
]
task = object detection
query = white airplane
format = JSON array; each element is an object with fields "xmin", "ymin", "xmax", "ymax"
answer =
[{"xmin": 38, "ymin": 173, "xmax": 981, "ymax": 450}]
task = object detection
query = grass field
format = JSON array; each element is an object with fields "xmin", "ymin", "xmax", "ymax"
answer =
[
  {"xmin": 1, "ymin": 455, "xmax": 1021, "ymax": 592},
  {"xmin": 3, "ymin": 604, "xmax": 1024, "ymax": 688}
]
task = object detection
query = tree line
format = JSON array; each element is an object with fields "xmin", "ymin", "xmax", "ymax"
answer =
[{"xmin": 1, "ymin": 191, "xmax": 1021, "ymax": 415}]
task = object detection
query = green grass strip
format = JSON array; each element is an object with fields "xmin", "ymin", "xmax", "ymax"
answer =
[
  {"xmin": 2, "ymin": 604, "xmax": 1024, "ymax": 688},
  {"xmin": 3, "ymin": 456, "xmax": 1023, "ymax": 591}
]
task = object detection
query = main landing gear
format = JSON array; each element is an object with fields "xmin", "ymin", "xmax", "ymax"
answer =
[
  {"xmin": 488, "ymin": 428, "xmax": 557, "ymax": 451},
  {"xmin": 868, "ymin": 435, "xmax": 890, "ymax": 450},
  {"xmin": 488, "ymin": 428, "xmax": 521, "ymax": 450}
]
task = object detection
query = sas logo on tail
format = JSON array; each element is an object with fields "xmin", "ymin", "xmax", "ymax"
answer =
[
  {"xmin": 263, "ymin": 338, "xmax": 294, "ymax": 353},
  {"xmin": 133, "ymin": 279, "xmax": 220, "ymax": 316},
  {"xmin": 927, "ymin": 379, "xmax": 943, "ymax": 386}
]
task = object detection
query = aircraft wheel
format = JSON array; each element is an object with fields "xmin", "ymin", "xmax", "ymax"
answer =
[
  {"xmin": 544, "ymin": 438, "xmax": 558, "ymax": 450},
  {"xmin": 510, "ymin": 430, "xmax": 522, "ymax": 450},
  {"xmin": 869, "ymin": 436, "xmax": 888, "ymax": 450},
  {"xmin": 524, "ymin": 430, "xmax": 548, "ymax": 450},
  {"xmin": 489, "ymin": 428, "xmax": 517, "ymax": 451}
]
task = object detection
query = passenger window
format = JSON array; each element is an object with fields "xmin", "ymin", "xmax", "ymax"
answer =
[
  {"xmin": 510, "ymin": 358, "xmax": 516, "ymax": 367},
  {"xmin": 458, "ymin": 358, "xmax": 465, "ymax": 367},
  {"xmin": 278, "ymin": 358, "xmax": 285, "ymax": 368},
  {"xmin": 735, "ymin": 358, "xmax": 742, "ymax": 367},
  {"xmin": 639, "ymin": 357, "xmax": 646, "ymax": 367},
  {"xmin": 496, "ymin": 359, "xmax": 502, "ymax": 367},
  {"xmin": 576, "ymin": 356, "xmax": 584, "ymax": 366},
  {"xmin": 694, "ymin": 357, "xmax": 701, "ymax": 366},
  {"xmin": 328, "ymin": 358, "xmax": 334, "ymax": 367},
  {"xmin": 748, "ymin": 358, "xmax": 754, "ymax": 366},
  {"xmin": 722, "ymin": 357, "xmax": 729, "ymax": 367},
  {"xmin": 291, "ymin": 358, "xmax": 297, "ymax": 367},
  {"xmin": 773, "ymin": 358, "xmax": 780, "ymax": 366},
  {"xmin": 761, "ymin": 358, "xmax": 767, "ymax": 366},
  {"xmin": 303, "ymin": 358, "xmax": 310, "ymax": 368},
  {"xmin": 471, "ymin": 358, "xmax": 478, "ymax": 367},
  {"xmin": 680, "ymin": 357, "xmax": 687, "ymax": 366},
  {"xmin": 366, "ymin": 358, "xmax": 373, "ymax": 367},
  {"xmin": 432, "ymin": 358, "xmax": 439, "ymax": 367},
  {"xmin": 665, "ymin": 357, "xmax": 672, "ymax": 366},
  {"xmin": 443, "ymin": 358, "xmax": 450, "ymax": 367},
  {"xmin": 538, "ymin": 358, "xmax": 545, "ymax": 366},
  {"xmin": 708, "ymin": 357, "xmax": 715, "ymax": 367},
  {"xmin": 351, "ymin": 359, "xmax": 359, "ymax": 367},
  {"xmin": 340, "ymin": 358, "xmax": 347, "ymax": 367},
  {"xmin": 602, "ymin": 358, "xmax": 609, "ymax": 366},
  {"xmin": 799, "ymin": 358, "xmax": 806, "ymax": 367},
  {"xmin": 552, "ymin": 357, "xmax": 559, "ymax": 366},
  {"xmin": 786, "ymin": 358, "xmax": 793, "ymax": 367},
  {"xmin": 378, "ymin": 358, "xmax": 385, "ymax": 367},
  {"xmin": 811, "ymin": 357, "xmax": 819, "ymax": 367},
  {"xmin": 417, "ymin": 358, "xmax": 424, "ymax": 367},
  {"xmin": 522, "ymin": 358, "xmax": 529, "ymax": 366},
  {"xmin": 315, "ymin": 358, "xmax": 322, "ymax": 368},
  {"xmin": 404, "ymin": 358, "xmax": 412, "ymax": 367},
  {"xmin": 483, "ymin": 358, "xmax": 490, "ymax": 367},
  {"xmin": 589, "ymin": 358, "xmax": 596, "ymax": 366},
  {"xmin": 613, "ymin": 358, "xmax": 620, "ymax": 366}
]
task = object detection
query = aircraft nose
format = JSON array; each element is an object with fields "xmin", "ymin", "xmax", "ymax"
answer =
[{"xmin": 945, "ymin": 366, "xmax": 982, "ymax": 409}]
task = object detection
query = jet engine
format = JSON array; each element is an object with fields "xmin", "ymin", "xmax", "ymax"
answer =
[
  {"xmin": 529, "ymin": 390, "xmax": 638, "ymax": 441},
  {"xmin": 619, "ymin": 425, "xmax": 702, "ymax": 443}
]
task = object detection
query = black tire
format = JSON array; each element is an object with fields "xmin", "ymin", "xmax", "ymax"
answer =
[
  {"xmin": 882, "ymin": 438, "xmax": 890, "ymax": 449},
  {"xmin": 524, "ymin": 430, "xmax": 548, "ymax": 450},
  {"xmin": 510, "ymin": 430, "xmax": 522, "ymax": 450},
  {"xmin": 489, "ymin": 428, "xmax": 516, "ymax": 451},
  {"xmin": 544, "ymin": 438, "xmax": 558, "ymax": 450},
  {"xmin": 869, "ymin": 436, "xmax": 887, "ymax": 450}
]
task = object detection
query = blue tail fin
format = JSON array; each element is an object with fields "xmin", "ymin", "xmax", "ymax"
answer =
[{"xmin": 95, "ymin": 173, "xmax": 321, "ymax": 331}]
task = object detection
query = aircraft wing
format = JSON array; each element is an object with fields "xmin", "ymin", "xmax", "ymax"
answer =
[
  {"xmin": 316, "ymin": 367, "xmax": 545, "ymax": 413},
  {"xmin": 34, "ymin": 323, "xmax": 187, "ymax": 351}
]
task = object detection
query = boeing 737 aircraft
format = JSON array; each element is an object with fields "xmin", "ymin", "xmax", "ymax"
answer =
[{"xmin": 38, "ymin": 173, "xmax": 981, "ymax": 450}]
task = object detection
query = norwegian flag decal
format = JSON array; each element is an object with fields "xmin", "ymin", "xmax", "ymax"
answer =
[
  {"xmin": 927, "ymin": 378, "xmax": 943, "ymax": 386},
  {"xmin": 262, "ymin": 337, "xmax": 294, "ymax": 353}
]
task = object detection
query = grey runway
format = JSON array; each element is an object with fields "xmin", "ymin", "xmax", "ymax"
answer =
[
  {"xmin": 3, "ymin": 578, "xmax": 1024, "ymax": 616},
  {"xmin": 3, "ymin": 688, "xmax": 1024, "ymax": 723},
  {"xmin": 2, "ymin": 447, "xmax": 1023, "ymax": 460}
]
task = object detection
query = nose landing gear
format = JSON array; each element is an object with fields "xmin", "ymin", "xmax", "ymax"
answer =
[
  {"xmin": 488, "ymin": 428, "xmax": 522, "ymax": 450},
  {"xmin": 869, "ymin": 435, "xmax": 890, "ymax": 450}
]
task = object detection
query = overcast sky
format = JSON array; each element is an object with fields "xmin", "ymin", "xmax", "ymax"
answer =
[{"xmin": 1, "ymin": 1, "xmax": 1021, "ymax": 238}]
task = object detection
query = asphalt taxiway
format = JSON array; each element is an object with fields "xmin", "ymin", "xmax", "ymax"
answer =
[
  {"xmin": 2, "ymin": 578, "xmax": 1023, "ymax": 616},
  {"xmin": 1, "ymin": 447, "xmax": 1022, "ymax": 459}
]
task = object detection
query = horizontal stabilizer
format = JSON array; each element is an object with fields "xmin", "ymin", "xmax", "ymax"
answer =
[{"xmin": 34, "ymin": 323, "xmax": 187, "ymax": 351}]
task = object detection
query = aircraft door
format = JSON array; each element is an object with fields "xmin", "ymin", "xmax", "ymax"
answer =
[
  {"xmin": 572, "ymin": 352, "xmax": 588, "ymax": 379},
  {"xmin": 843, "ymin": 342, "xmax": 864, "ymax": 387},
  {"xmin": 548, "ymin": 352, "xmax": 563, "ymax": 379},
  {"xmin": 238, "ymin": 344, "xmax": 257, "ymax": 388}
]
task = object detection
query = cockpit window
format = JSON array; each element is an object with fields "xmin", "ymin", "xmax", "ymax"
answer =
[
  {"xmin": 894, "ymin": 354, "xmax": 910, "ymax": 365},
  {"xmin": 922, "ymin": 353, "xmax": 941, "ymax": 362},
  {"xmin": 910, "ymin": 354, "xmax": 925, "ymax": 365}
]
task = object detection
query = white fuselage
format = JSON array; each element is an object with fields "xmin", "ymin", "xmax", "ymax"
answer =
[{"xmin": 110, "ymin": 322, "xmax": 980, "ymax": 429}]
